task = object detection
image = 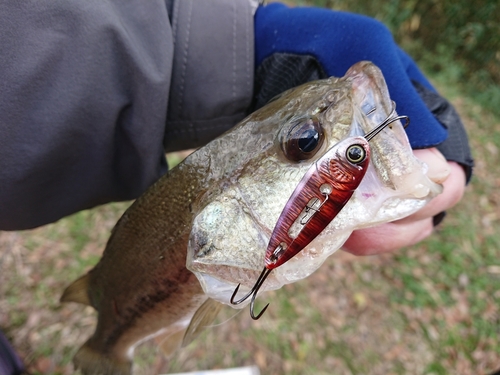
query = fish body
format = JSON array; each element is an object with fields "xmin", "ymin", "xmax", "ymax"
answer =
[
  {"xmin": 61, "ymin": 61, "xmax": 442, "ymax": 374},
  {"xmin": 62, "ymin": 162, "xmax": 209, "ymax": 374}
]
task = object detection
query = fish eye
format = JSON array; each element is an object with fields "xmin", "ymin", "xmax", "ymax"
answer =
[
  {"xmin": 346, "ymin": 144, "xmax": 366, "ymax": 164},
  {"xmin": 281, "ymin": 117, "xmax": 325, "ymax": 162}
]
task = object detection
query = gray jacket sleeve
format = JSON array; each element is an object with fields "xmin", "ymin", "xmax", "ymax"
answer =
[
  {"xmin": 165, "ymin": 0, "xmax": 255, "ymax": 152},
  {"xmin": 0, "ymin": 0, "xmax": 255, "ymax": 230}
]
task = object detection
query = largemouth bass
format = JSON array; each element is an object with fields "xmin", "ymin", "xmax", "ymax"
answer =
[{"xmin": 61, "ymin": 61, "xmax": 442, "ymax": 375}]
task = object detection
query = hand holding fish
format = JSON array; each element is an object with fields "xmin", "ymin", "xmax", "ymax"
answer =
[{"xmin": 343, "ymin": 149, "xmax": 466, "ymax": 255}]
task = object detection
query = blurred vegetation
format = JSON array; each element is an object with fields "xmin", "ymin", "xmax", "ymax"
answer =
[{"xmin": 299, "ymin": 0, "xmax": 500, "ymax": 117}]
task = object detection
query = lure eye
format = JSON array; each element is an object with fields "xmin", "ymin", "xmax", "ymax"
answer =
[
  {"xmin": 282, "ymin": 117, "xmax": 324, "ymax": 162},
  {"xmin": 346, "ymin": 144, "xmax": 366, "ymax": 164}
]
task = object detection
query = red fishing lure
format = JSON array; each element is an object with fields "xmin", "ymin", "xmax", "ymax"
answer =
[
  {"xmin": 265, "ymin": 136, "xmax": 370, "ymax": 269},
  {"xmin": 230, "ymin": 103, "xmax": 408, "ymax": 319}
]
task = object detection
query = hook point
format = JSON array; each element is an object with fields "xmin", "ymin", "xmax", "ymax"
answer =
[
  {"xmin": 230, "ymin": 283, "xmax": 241, "ymax": 304},
  {"xmin": 229, "ymin": 267, "xmax": 273, "ymax": 319},
  {"xmin": 250, "ymin": 302, "xmax": 270, "ymax": 320}
]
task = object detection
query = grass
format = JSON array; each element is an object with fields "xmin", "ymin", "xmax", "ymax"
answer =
[{"xmin": 1, "ymin": 28, "xmax": 500, "ymax": 375}]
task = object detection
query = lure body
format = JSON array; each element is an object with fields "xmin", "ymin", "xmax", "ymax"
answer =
[{"xmin": 264, "ymin": 136, "xmax": 371, "ymax": 269}]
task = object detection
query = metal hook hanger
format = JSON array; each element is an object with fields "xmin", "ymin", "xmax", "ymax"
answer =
[
  {"xmin": 230, "ymin": 267, "xmax": 273, "ymax": 320},
  {"xmin": 364, "ymin": 101, "xmax": 409, "ymax": 142}
]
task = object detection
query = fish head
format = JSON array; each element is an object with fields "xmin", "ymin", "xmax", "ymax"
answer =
[{"xmin": 184, "ymin": 61, "xmax": 442, "ymax": 306}]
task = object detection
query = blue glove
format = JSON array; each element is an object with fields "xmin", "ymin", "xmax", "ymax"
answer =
[{"xmin": 254, "ymin": 3, "xmax": 448, "ymax": 149}]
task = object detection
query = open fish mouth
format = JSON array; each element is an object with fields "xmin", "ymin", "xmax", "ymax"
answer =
[{"xmin": 186, "ymin": 61, "xmax": 442, "ymax": 306}]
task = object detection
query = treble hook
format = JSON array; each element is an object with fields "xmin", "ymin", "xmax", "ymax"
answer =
[{"xmin": 230, "ymin": 267, "xmax": 273, "ymax": 320}]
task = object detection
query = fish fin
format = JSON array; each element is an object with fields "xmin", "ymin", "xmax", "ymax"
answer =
[
  {"xmin": 157, "ymin": 329, "xmax": 186, "ymax": 358},
  {"xmin": 60, "ymin": 274, "xmax": 91, "ymax": 306},
  {"xmin": 73, "ymin": 340, "xmax": 131, "ymax": 375},
  {"xmin": 182, "ymin": 298, "xmax": 222, "ymax": 347}
]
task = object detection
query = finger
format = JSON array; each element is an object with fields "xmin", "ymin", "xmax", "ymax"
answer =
[
  {"xmin": 397, "ymin": 161, "xmax": 466, "ymax": 223},
  {"xmin": 342, "ymin": 217, "xmax": 434, "ymax": 256},
  {"xmin": 342, "ymin": 149, "xmax": 467, "ymax": 256},
  {"xmin": 414, "ymin": 148, "xmax": 451, "ymax": 184}
]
